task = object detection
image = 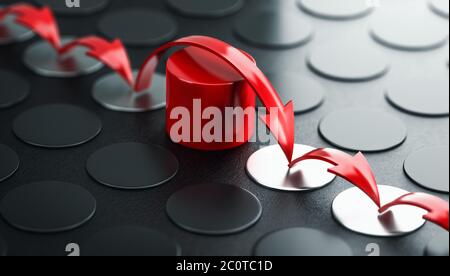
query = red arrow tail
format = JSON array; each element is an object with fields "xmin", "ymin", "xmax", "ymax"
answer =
[
  {"xmin": 290, "ymin": 148, "xmax": 381, "ymax": 207},
  {"xmin": 59, "ymin": 36, "xmax": 134, "ymax": 87},
  {"xmin": 135, "ymin": 36, "xmax": 295, "ymax": 162},
  {"xmin": 380, "ymin": 193, "xmax": 449, "ymax": 231},
  {"xmin": 6, "ymin": 4, "xmax": 61, "ymax": 50}
]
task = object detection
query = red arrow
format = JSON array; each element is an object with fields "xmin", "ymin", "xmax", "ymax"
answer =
[
  {"xmin": 135, "ymin": 36, "xmax": 295, "ymax": 162},
  {"xmin": 379, "ymin": 193, "xmax": 449, "ymax": 231},
  {"xmin": 2, "ymin": 3, "xmax": 61, "ymax": 50},
  {"xmin": 57, "ymin": 35, "xmax": 295, "ymax": 162},
  {"xmin": 289, "ymin": 148, "xmax": 381, "ymax": 207},
  {"xmin": 59, "ymin": 36, "xmax": 134, "ymax": 87}
]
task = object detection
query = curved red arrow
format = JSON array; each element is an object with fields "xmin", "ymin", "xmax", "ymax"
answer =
[
  {"xmin": 58, "ymin": 35, "xmax": 295, "ymax": 162},
  {"xmin": 59, "ymin": 36, "xmax": 134, "ymax": 87},
  {"xmin": 290, "ymin": 148, "xmax": 381, "ymax": 207},
  {"xmin": 2, "ymin": 3, "xmax": 61, "ymax": 50},
  {"xmin": 135, "ymin": 36, "xmax": 295, "ymax": 162},
  {"xmin": 379, "ymin": 193, "xmax": 449, "ymax": 231}
]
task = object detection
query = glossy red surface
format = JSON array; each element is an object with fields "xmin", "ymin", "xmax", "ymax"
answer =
[
  {"xmin": 166, "ymin": 46, "xmax": 256, "ymax": 150},
  {"xmin": 168, "ymin": 47, "xmax": 250, "ymax": 85}
]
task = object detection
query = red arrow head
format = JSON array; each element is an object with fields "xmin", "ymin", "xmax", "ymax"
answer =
[
  {"xmin": 8, "ymin": 4, "xmax": 61, "ymax": 50},
  {"xmin": 59, "ymin": 36, "xmax": 134, "ymax": 87},
  {"xmin": 260, "ymin": 101, "xmax": 295, "ymax": 163},
  {"xmin": 290, "ymin": 149, "xmax": 381, "ymax": 207},
  {"xmin": 330, "ymin": 152, "xmax": 381, "ymax": 207},
  {"xmin": 380, "ymin": 193, "xmax": 449, "ymax": 231}
]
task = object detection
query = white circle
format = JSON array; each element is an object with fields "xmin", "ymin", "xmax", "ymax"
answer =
[{"xmin": 247, "ymin": 144, "xmax": 336, "ymax": 191}]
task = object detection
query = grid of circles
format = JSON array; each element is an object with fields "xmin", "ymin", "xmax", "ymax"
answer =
[{"xmin": 0, "ymin": 0, "xmax": 448, "ymax": 256}]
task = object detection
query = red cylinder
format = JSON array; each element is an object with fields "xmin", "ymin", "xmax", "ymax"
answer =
[{"xmin": 166, "ymin": 46, "xmax": 256, "ymax": 151}]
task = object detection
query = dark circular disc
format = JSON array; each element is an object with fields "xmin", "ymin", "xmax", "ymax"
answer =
[
  {"xmin": 386, "ymin": 71, "xmax": 449, "ymax": 117},
  {"xmin": 83, "ymin": 226, "xmax": 181, "ymax": 256},
  {"xmin": 98, "ymin": 10, "xmax": 178, "ymax": 47},
  {"xmin": 0, "ymin": 181, "xmax": 96, "ymax": 233},
  {"xmin": 0, "ymin": 14, "xmax": 34, "ymax": 45},
  {"xmin": 235, "ymin": 10, "xmax": 313, "ymax": 49},
  {"xmin": 167, "ymin": 0, "xmax": 244, "ymax": 18},
  {"xmin": 259, "ymin": 73, "xmax": 324, "ymax": 114},
  {"xmin": 0, "ymin": 236, "xmax": 6, "ymax": 256},
  {"xmin": 425, "ymin": 233, "xmax": 449, "ymax": 256},
  {"xmin": 371, "ymin": 9, "xmax": 448, "ymax": 51},
  {"xmin": 34, "ymin": 0, "xmax": 110, "ymax": 15},
  {"xmin": 298, "ymin": 0, "xmax": 373, "ymax": 20},
  {"xmin": 167, "ymin": 184, "xmax": 262, "ymax": 235},
  {"xmin": 13, "ymin": 104, "xmax": 102, "ymax": 148},
  {"xmin": 254, "ymin": 228, "xmax": 353, "ymax": 256},
  {"xmin": 404, "ymin": 147, "xmax": 449, "ymax": 193},
  {"xmin": 0, "ymin": 145, "xmax": 19, "ymax": 183},
  {"xmin": 319, "ymin": 109, "xmax": 407, "ymax": 152},
  {"xmin": 430, "ymin": 0, "xmax": 449, "ymax": 18},
  {"xmin": 87, "ymin": 143, "xmax": 179, "ymax": 190},
  {"xmin": 0, "ymin": 70, "xmax": 30, "ymax": 109},
  {"xmin": 23, "ymin": 38, "xmax": 103, "ymax": 78},
  {"xmin": 308, "ymin": 42, "xmax": 389, "ymax": 82}
]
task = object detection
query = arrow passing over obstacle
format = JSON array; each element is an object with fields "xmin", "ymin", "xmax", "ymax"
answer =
[
  {"xmin": 135, "ymin": 36, "xmax": 295, "ymax": 162},
  {"xmin": 380, "ymin": 193, "xmax": 449, "ymax": 231},
  {"xmin": 290, "ymin": 148, "xmax": 381, "ymax": 207}
]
